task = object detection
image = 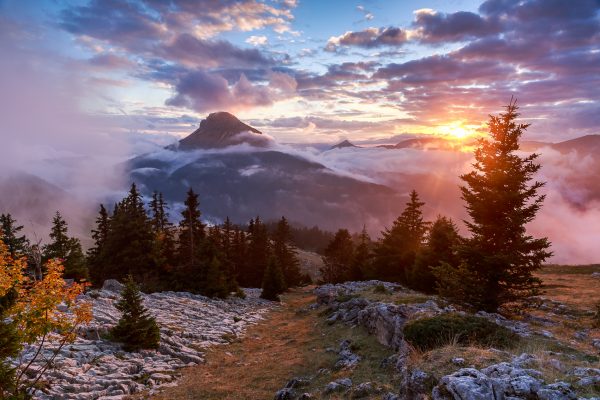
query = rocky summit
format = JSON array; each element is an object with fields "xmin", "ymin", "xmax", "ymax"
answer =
[{"xmin": 177, "ymin": 111, "xmax": 268, "ymax": 150}]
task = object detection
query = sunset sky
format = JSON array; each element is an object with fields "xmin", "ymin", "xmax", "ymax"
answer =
[{"xmin": 1, "ymin": 0, "xmax": 599, "ymax": 145}]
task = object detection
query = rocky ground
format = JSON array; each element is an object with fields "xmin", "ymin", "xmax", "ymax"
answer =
[
  {"xmin": 15, "ymin": 265, "xmax": 600, "ymax": 400},
  {"xmin": 277, "ymin": 275, "xmax": 599, "ymax": 400},
  {"xmin": 17, "ymin": 280, "xmax": 274, "ymax": 400}
]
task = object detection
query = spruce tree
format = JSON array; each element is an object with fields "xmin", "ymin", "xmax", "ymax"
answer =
[
  {"xmin": 350, "ymin": 225, "xmax": 371, "ymax": 281},
  {"xmin": 320, "ymin": 229, "xmax": 354, "ymax": 284},
  {"xmin": 219, "ymin": 217, "xmax": 239, "ymax": 292},
  {"xmin": 178, "ymin": 188, "xmax": 205, "ymax": 268},
  {"xmin": 272, "ymin": 217, "xmax": 301, "ymax": 288},
  {"xmin": 260, "ymin": 257, "xmax": 286, "ymax": 301},
  {"xmin": 87, "ymin": 204, "xmax": 110, "ymax": 285},
  {"xmin": 204, "ymin": 256, "xmax": 229, "ymax": 299},
  {"xmin": 244, "ymin": 217, "xmax": 270, "ymax": 288},
  {"xmin": 0, "ymin": 214, "xmax": 29, "ymax": 258},
  {"xmin": 111, "ymin": 276, "xmax": 160, "ymax": 352},
  {"xmin": 43, "ymin": 211, "xmax": 88, "ymax": 281},
  {"xmin": 434, "ymin": 100, "xmax": 552, "ymax": 312},
  {"xmin": 149, "ymin": 192, "xmax": 177, "ymax": 276},
  {"xmin": 407, "ymin": 216, "xmax": 461, "ymax": 293},
  {"xmin": 231, "ymin": 228, "xmax": 248, "ymax": 285},
  {"xmin": 102, "ymin": 184, "xmax": 155, "ymax": 284},
  {"xmin": 374, "ymin": 190, "xmax": 429, "ymax": 282}
]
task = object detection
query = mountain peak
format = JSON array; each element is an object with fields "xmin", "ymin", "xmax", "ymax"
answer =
[
  {"xmin": 330, "ymin": 140, "xmax": 358, "ymax": 149},
  {"xmin": 178, "ymin": 111, "xmax": 267, "ymax": 150}
]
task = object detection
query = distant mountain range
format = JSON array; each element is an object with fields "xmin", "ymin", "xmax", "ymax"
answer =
[
  {"xmin": 2, "ymin": 111, "xmax": 599, "ymax": 243},
  {"xmin": 126, "ymin": 112, "xmax": 600, "ymax": 230},
  {"xmin": 129, "ymin": 113, "xmax": 404, "ymax": 231}
]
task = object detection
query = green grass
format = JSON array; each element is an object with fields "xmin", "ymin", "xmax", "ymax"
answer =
[{"xmin": 404, "ymin": 314, "xmax": 518, "ymax": 351}]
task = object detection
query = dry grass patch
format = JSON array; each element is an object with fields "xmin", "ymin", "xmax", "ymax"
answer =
[{"xmin": 146, "ymin": 286, "xmax": 398, "ymax": 400}]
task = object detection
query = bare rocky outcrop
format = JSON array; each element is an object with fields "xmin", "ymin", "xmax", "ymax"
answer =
[
  {"xmin": 431, "ymin": 359, "xmax": 579, "ymax": 400},
  {"xmin": 313, "ymin": 281, "xmax": 600, "ymax": 400},
  {"xmin": 19, "ymin": 285, "xmax": 274, "ymax": 399}
]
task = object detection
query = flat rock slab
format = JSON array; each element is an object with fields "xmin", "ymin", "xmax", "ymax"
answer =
[{"xmin": 19, "ymin": 288, "xmax": 274, "ymax": 400}]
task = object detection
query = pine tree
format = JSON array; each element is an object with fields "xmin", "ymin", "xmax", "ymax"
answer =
[
  {"xmin": 434, "ymin": 100, "xmax": 552, "ymax": 312},
  {"xmin": 43, "ymin": 211, "xmax": 88, "ymax": 281},
  {"xmin": 219, "ymin": 217, "xmax": 239, "ymax": 292},
  {"xmin": 407, "ymin": 216, "xmax": 461, "ymax": 293},
  {"xmin": 0, "ymin": 214, "xmax": 29, "ymax": 258},
  {"xmin": 178, "ymin": 188, "xmax": 205, "ymax": 268},
  {"xmin": 87, "ymin": 204, "xmax": 110, "ymax": 285},
  {"xmin": 320, "ymin": 229, "xmax": 354, "ymax": 284},
  {"xmin": 260, "ymin": 257, "xmax": 286, "ymax": 301},
  {"xmin": 102, "ymin": 184, "xmax": 155, "ymax": 284},
  {"xmin": 204, "ymin": 256, "xmax": 229, "ymax": 299},
  {"xmin": 272, "ymin": 217, "xmax": 301, "ymax": 288},
  {"xmin": 231, "ymin": 228, "xmax": 248, "ymax": 285},
  {"xmin": 149, "ymin": 192, "xmax": 177, "ymax": 276},
  {"xmin": 243, "ymin": 217, "xmax": 270, "ymax": 288},
  {"xmin": 374, "ymin": 190, "xmax": 429, "ymax": 282},
  {"xmin": 350, "ymin": 225, "xmax": 371, "ymax": 281},
  {"xmin": 111, "ymin": 276, "xmax": 160, "ymax": 352}
]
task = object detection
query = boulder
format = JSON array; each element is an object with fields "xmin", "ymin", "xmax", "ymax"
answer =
[
  {"xmin": 324, "ymin": 378, "xmax": 352, "ymax": 394},
  {"xmin": 101, "ymin": 279, "xmax": 124, "ymax": 293},
  {"xmin": 334, "ymin": 340, "xmax": 361, "ymax": 370},
  {"xmin": 432, "ymin": 362, "xmax": 578, "ymax": 400},
  {"xmin": 274, "ymin": 388, "xmax": 295, "ymax": 400}
]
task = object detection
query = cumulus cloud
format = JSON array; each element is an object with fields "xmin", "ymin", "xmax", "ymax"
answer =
[
  {"xmin": 166, "ymin": 71, "xmax": 297, "ymax": 112},
  {"xmin": 161, "ymin": 33, "xmax": 275, "ymax": 68},
  {"xmin": 325, "ymin": 27, "xmax": 408, "ymax": 52},
  {"xmin": 411, "ymin": 8, "xmax": 500, "ymax": 43},
  {"xmin": 246, "ymin": 35, "xmax": 268, "ymax": 46}
]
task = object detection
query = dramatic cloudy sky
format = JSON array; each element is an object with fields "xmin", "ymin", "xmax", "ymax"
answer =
[{"xmin": 1, "ymin": 0, "xmax": 599, "ymax": 145}]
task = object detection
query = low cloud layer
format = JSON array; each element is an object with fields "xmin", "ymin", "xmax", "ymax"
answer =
[{"xmin": 314, "ymin": 144, "xmax": 600, "ymax": 265}]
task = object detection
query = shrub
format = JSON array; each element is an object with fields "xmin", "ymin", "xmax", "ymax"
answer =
[
  {"xmin": 261, "ymin": 257, "xmax": 286, "ymax": 301},
  {"xmin": 373, "ymin": 284, "xmax": 389, "ymax": 294},
  {"xmin": 111, "ymin": 276, "xmax": 160, "ymax": 352},
  {"xmin": 403, "ymin": 313, "xmax": 517, "ymax": 351},
  {"xmin": 593, "ymin": 302, "xmax": 600, "ymax": 328}
]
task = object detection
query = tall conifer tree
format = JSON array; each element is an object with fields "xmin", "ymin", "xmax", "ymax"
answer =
[
  {"xmin": 43, "ymin": 211, "xmax": 88, "ymax": 281},
  {"xmin": 0, "ymin": 214, "xmax": 29, "ymax": 258},
  {"xmin": 178, "ymin": 188, "xmax": 205, "ymax": 268},
  {"xmin": 102, "ymin": 184, "xmax": 155, "ymax": 283},
  {"xmin": 244, "ymin": 216, "xmax": 270, "ymax": 287},
  {"xmin": 87, "ymin": 204, "xmax": 110, "ymax": 285},
  {"xmin": 320, "ymin": 229, "xmax": 354, "ymax": 284},
  {"xmin": 350, "ymin": 225, "xmax": 371, "ymax": 281},
  {"xmin": 435, "ymin": 100, "xmax": 551, "ymax": 311},
  {"xmin": 272, "ymin": 217, "xmax": 301, "ymax": 288},
  {"xmin": 374, "ymin": 190, "xmax": 429, "ymax": 282}
]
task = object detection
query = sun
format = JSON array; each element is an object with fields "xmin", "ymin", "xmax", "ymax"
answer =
[{"xmin": 438, "ymin": 121, "xmax": 476, "ymax": 140}]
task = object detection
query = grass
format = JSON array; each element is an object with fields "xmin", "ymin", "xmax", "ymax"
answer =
[
  {"xmin": 145, "ymin": 287, "xmax": 398, "ymax": 400},
  {"xmin": 403, "ymin": 314, "xmax": 518, "ymax": 351},
  {"xmin": 356, "ymin": 286, "xmax": 434, "ymax": 305},
  {"xmin": 528, "ymin": 265, "xmax": 600, "ymax": 355}
]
